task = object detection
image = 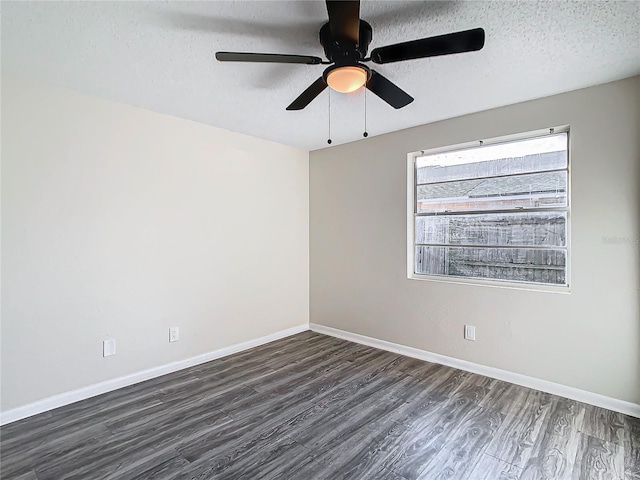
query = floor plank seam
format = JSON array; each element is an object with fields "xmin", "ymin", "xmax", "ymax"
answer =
[
  {"xmin": 481, "ymin": 450, "xmax": 521, "ymax": 470},
  {"xmin": 384, "ymin": 465, "xmax": 409, "ymax": 480},
  {"xmin": 284, "ymin": 433, "xmax": 313, "ymax": 453},
  {"xmin": 577, "ymin": 427, "xmax": 624, "ymax": 446},
  {"xmin": 101, "ymin": 420, "xmax": 118, "ymax": 436}
]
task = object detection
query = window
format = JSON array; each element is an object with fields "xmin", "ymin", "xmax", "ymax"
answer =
[{"xmin": 408, "ymin": 128, "xmax": 569, "ymax": 287}]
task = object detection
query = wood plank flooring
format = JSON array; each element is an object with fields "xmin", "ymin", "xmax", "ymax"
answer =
[{"xmin": 1, "ymin": 331, "xmax": 637, "ymax": 479}]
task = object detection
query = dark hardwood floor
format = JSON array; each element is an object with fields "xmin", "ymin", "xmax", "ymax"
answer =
[{"xmin": 1, "ymin": 331, "xmax": 637, "ymax": 479}]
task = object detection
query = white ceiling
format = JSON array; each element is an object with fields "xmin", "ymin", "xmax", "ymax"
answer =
[{"xmin": 2, "ymin": 1, "xmax": 639, "ymax": 151}]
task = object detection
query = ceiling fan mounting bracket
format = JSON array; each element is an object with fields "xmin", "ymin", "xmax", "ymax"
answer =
[{"xmin": 319, "ymin": 20, "xmax": 372, "ymax": 65}]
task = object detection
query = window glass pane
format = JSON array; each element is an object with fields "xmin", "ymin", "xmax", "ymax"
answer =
[
  {"xmin": 416, "ymin": 133, "xmax": 567, "ymax": 184},
  {"xmin": 415, "ymin": 211, "xmax": 567, "ymax": 247},
  {"xmin": 416, "ymin": 171, "xmax": 567, "ymax": 213},
  {"xmin": 415, "ymin": 246, "xmax": 567, "ymax": 285}
]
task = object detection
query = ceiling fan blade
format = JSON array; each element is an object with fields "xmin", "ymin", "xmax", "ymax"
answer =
[
  {"xmin": 325, "ymin": 0, "xmax": 360, "ymax": 44},
  {"xmin": 216, "ymin": 52, "xmax": 323, "ymax": 65},
  {"xmin": 286, "ymin": 77, "xmax": 328, "ymax": 110},
  {"xmin": 366, "ymin": 70, "xmax": 413, "ymax": 109},
  {"xmin": 370, "ymin": 28, "xmax": 485, "ymax": 64}
]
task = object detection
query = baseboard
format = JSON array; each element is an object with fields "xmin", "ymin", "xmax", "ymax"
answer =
[
  {"xmin": 0, "ymin": 323, "xmax": 309, "ymax": 426},
  {"xmin": 5, "ymin": 322, "xmax": 637, "ymax": 425},
  {"xmin": 310, "ymin": 323, "xmax": 640, "ymax": 418}
]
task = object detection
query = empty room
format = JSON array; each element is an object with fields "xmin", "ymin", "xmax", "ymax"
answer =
[{"xmin": 1, "ymin": 1, "xmax": 639, "ymax": 479}]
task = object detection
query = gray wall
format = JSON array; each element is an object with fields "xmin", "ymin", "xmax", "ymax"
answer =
[
  {"xmin": 1, "ymin": 74, "xmax": 310, "ymax": 411},
  {"xmin": 310, "ymin": 76, "xmax": 640, "ymax": 404}
]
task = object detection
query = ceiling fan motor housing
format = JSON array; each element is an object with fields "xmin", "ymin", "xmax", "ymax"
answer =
[{"xmin": 319, "ymin": 20, "xmax": 372, "ymax": 66}]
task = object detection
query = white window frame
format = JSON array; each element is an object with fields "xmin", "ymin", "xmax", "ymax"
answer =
[{"xmin": 407, "ymin": 126, "xmax": 571, "ymax": 293}]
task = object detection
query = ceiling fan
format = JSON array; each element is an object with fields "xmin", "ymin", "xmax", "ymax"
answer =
[{"xmin": 215, "ymin": 0, "xmax": 485, "ymax": 111}]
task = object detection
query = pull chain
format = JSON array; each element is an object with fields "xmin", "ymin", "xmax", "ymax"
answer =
[
  {"xmin": 327, "ymin": 89, "xmax": 332, "ymax": 145},
  {"xmin": 363, "ymin": 88, "xmax": 368, "ymax": 138}
]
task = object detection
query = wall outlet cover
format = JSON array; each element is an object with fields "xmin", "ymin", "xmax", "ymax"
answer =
[{"xmin": 169, "ymin": 327, "xmax": 180, "ymax": 343}]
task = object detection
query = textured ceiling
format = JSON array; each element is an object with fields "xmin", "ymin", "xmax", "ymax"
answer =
[{"xmin": 2, "ymin": 1, "xmax": 639, "ymax": 151}]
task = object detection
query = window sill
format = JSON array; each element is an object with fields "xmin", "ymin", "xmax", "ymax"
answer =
[{"xmin": 408, "ymin": 273, "xmax": 571, "ymax": 294}]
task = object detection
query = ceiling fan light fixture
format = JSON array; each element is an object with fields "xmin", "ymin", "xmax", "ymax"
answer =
[{"xmin": 326, "ymin": 65, "xmax": 368, "ymax": 93}]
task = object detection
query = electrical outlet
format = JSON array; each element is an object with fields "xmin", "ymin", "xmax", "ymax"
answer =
[
  {"xmin": 169, "ymin": 327, "xmax": 180, "ymax": 343},
  {"xmin": 103, "ymin": 339, "xmax": 116, "ymax": 357},
  {"xmin": 464, "ymin": 325, "xmax": 476, "ymax": 341}
]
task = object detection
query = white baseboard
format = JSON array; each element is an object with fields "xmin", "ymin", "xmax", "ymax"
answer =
[
  {"xmin": 310, "ymin": 323, "xmax": 640, "ymax": 418},
  {"xmin": 0, "ymin": 323, "xmax": 309, "ymax": 426},
  {"xmin": 5, "ymin": 322, "xmax": 637, "ymax": 425}
]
